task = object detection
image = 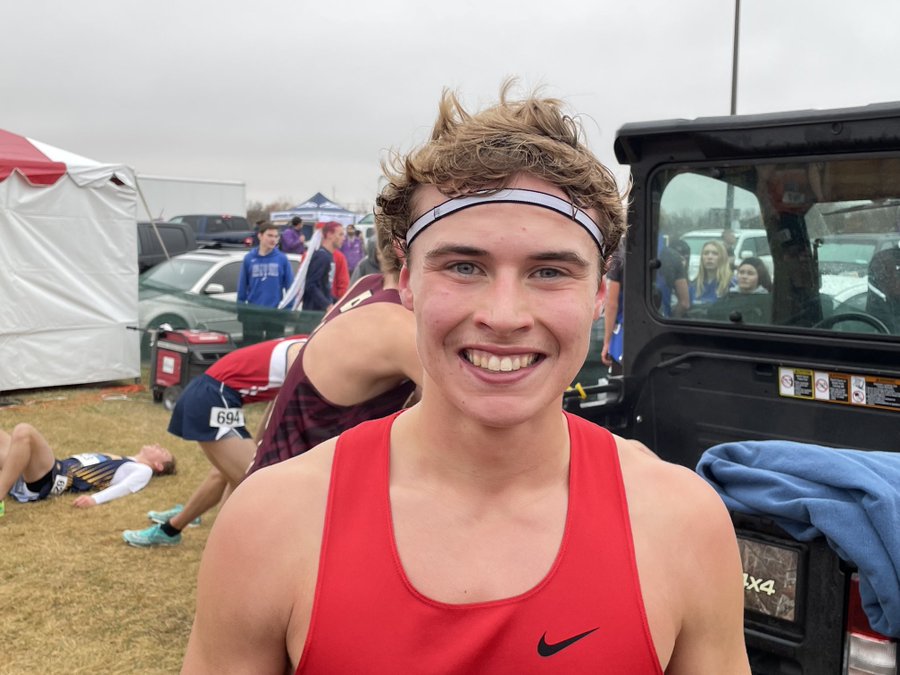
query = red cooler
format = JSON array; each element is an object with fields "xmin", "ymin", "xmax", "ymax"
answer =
[{"xmin": 149, "ymin": 329, "xmax": 235, "ymax": 410}]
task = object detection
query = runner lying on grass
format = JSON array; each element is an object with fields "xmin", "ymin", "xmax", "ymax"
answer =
[{"xmin": 0, "ymin": 423, "xmax": 175, "ymax": 518}]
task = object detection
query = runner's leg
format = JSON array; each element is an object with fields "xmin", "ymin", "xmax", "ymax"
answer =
[
  {"xmin": 169, "ymin": 466, "xmax": 228, "ymax": 531},
  {"xmin": 198, "ymin": 436, "xmax": 257, "ymax": 489},
  {"xmin": 0, "ymin": 424, "xmax": 56, "ymax": 501}
]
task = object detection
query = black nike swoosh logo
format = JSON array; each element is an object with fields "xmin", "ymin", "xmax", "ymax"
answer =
[{"xmin": 537, "ymin": 627, "xmax": 600, "ymax": 657}]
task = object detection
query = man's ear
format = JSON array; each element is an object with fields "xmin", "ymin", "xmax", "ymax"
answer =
[
  {"xmin": 399, "ymin": 265, "xmax": 414, "ymax": 311},
  {"xmin": 593, "ymin": 280, "xmax": 605, "ymax": 321}
]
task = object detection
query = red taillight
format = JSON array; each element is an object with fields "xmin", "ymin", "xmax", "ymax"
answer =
[
  {"xmin": 243, "ymin": 237, "xmax": 254, "ymax": 247},
  {"xmin": 845, "ymin": 575, "xmax": 896, "ymax": 675},
  {"xmin": 848, "ymin": 576, "xmax": 885, "ymax": 640}
]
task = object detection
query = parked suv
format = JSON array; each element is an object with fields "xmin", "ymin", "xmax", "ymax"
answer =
[
  {"xmin": 137, "ymin": 220, "xmax": 197, "ymax": 272},
  {"xmin": 169, "ymin": 214, "xmax": 256, "ymax": 248}
]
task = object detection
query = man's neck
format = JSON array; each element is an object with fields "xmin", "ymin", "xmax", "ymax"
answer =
[
  {"xmin": 258, "ymin": 245, "xmax": 274, "ymax": 256},
  {"xmin": 321, "ymin": 240, "xmax": 335, "ymax": 252},
  {"xmin": 393, "ymin": 398, "xmax": 570, "ymax": 493}
]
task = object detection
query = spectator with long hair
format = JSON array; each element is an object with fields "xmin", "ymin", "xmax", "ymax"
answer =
[{"xmin": 691, "ymin": 240, "xmax": 733, "ymax": 305}]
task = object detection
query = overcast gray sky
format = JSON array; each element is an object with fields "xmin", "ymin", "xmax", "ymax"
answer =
[{"xmin": 4, "ymin": 0, "xmax": 899, "ymax": 213}]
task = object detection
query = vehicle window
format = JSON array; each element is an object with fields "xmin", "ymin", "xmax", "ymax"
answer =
[
  {"xmin": 739, "ymin": 236, "xmax": 769, "ymax": 257},
  {"xmin": 170, "ymin": 216, "xmax": 200, "ymax": 233},
  {"xmin": 206, "ymin": 217, "xmax": 227, "ymax": 234},
  {"xmin": 652, "ymin": 159, "xmax": 900, "ymax": 337},
  {"xmin": 141, "ymin": 258, "xmax": 213, "ymax": 291},
  {"xmin": 207, "ymin": 262, "xmax": 242, "ymax": 294},
  {"xmin": 224, "ymin": 216, "xmax": 250, "ymax": 232}
]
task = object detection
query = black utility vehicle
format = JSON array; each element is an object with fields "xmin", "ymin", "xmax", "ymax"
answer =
[{"xmin": 567, "ymin": 103, "xmax": 900, "ymax": 674}]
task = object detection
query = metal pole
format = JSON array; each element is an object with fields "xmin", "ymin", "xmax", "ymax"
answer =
[
  {"xmin": 725, "ymin": 0, "xmax": 741, "ymax": 232},
  {"xmin": 731, "ymin": 0, "xmax": 741, "ymax": 115}
]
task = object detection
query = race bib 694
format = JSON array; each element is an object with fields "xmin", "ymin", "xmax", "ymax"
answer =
[{"xmin": 209, "ymin": 406, "xmax": 245, "ymax": 429}]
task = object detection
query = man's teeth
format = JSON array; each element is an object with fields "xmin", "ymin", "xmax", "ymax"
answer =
[{"xmin": 465, "ymin": 349, "xmax": 537, "ymax": 372}]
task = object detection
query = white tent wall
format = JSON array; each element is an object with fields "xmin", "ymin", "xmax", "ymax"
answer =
[{"xmin": 0, "ymin": 172, "xmax": 140, "ymax": 391}]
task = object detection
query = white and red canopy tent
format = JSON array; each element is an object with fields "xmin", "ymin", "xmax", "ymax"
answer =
[{"xmin": 0, "ymin": 129, "xmax": 140, "ymax": 392}]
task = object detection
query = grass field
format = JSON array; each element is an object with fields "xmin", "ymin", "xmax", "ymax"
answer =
[{"xmin": 0, "ymin": 377, "xmax": 267, "ymax": 674}]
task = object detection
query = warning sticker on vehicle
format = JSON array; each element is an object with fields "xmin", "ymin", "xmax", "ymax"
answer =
[{"xmin": 778, "ymin": 366, "xmax": 900, "ymax": 412}]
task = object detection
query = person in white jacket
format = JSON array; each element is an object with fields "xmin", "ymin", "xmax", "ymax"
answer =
[{"xmin": 0, "ymin": 423, "xmax": 175, "ymax": 518}]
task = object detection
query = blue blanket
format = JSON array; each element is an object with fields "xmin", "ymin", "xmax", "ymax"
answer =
[{"xmin": 696, "ymin": 441, "xmax": 900, "ymax": 638}]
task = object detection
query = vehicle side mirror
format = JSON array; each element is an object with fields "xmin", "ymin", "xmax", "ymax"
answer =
[{"xmin": 203, "ymin": 283, "xmax": 225, "ymax": 295}]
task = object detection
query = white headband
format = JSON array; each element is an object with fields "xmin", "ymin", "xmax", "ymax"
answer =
[{"xmin": 405, "ymin": 189, "xmax": 603, "ymax": 248}]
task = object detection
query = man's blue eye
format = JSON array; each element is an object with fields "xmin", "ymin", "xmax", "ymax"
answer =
[
  {"xmin": 536, "ymin": 268, "xmax": 561, "ymax": 278},
  {"xmin": 454, "ymin": 262, "xmax": 476, "ymax": 275}
]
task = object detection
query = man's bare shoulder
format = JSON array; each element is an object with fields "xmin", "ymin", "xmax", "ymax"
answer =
[
  {"xmin": 349, "ymin": 298, "xmax": 414, "ymax": 329},
  {"xmin": 236, "ymin": 439, "xmax": 336, "ymax": 519},
  {"xmin": 612, "ymin": 436, "xmax": 749, "ymax": 674},
  {"xmin": 183, "ymin": 439, "xmax": 338, "ymax": 673},
  {"xmin": 614, "ymin": 435, "xmax": 736, "ymax": 547},
  {"xmin": 307, "ymin": 298, "xmax": 412, "ymax": 354},
  {"xmin": 207, "ymin": 439, "xmax": 337, "ymax": 571}
]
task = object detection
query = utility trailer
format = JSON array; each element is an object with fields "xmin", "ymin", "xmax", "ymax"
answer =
[{"xmin": 567, "ymin": 102, "xmax": 900, "ymax": 674}]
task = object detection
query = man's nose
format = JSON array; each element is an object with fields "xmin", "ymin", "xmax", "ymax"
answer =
[{"xmin": 472, "ymin": 274, "xmax": 535, "ymax": 334}]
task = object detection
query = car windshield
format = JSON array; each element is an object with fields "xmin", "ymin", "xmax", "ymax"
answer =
[{"xmin": 141, "ymin": 258, "xmax": 213, "ymax": 291}]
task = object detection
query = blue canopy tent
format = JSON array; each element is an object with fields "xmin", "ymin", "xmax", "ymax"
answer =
[{"xmin": 270, "ymin": 192, "xmax": 359, "ymax": 235}]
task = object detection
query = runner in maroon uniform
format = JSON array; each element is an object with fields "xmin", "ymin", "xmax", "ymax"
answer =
[
  {"xmin": 184, "ymin": 85, "xmax": 749, "ymax": 674},
  {"xmin": 250, "ymin": 272, "xmax": 417, "ymax": 473}
]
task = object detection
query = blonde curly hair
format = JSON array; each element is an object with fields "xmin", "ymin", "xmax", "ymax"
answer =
[{"xmin": 375, "ymin": 81, "xmax": 628, "ymax": 275}]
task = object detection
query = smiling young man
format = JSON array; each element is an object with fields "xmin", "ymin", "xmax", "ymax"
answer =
[{"xmin": 182, "ymin": 85, "xmax": 749, "ymax": 674}]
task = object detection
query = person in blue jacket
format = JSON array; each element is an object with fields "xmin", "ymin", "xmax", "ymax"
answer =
[
  {"xmin": 302, "ymin": 221, "xmax": 345, "ymax": 311},
  {"xmin": 237, "ymin": 222, "xmax": 294, "ymax": 343}
]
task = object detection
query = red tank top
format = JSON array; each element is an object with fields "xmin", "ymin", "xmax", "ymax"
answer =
[{"xmin": 296, "ymin": 411, "xmax": 662, "ymax": 674}]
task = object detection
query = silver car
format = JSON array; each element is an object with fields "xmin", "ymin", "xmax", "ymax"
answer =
[{"xmin": 138, "ymin": 249, "xmax": 304, "ymax": 352}]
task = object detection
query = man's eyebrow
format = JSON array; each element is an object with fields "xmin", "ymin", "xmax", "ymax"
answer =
[
  {"xmin": 423, "ymin": 244, "xmax": 488, "ymax": 260},
  {"xmin": 530, "ymin": 250, "xmax": 592, "ymax": 267}
]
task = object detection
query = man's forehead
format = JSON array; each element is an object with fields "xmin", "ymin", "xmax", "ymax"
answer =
[{"xmin": 412, "ymin": 175, "xmax": 572, "ymax": 214}]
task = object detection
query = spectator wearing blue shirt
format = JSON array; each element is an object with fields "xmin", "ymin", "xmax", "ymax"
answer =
[
  {"xmin": 690, "ymin": 240, "xmax": 734, "ymax": 306},
  {"xmin": 238, "ymin": 222, "xmax": 294, "ymax": 343}
]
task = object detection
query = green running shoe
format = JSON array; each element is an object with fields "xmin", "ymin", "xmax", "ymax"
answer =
[{"xmin": 123, "ymin": 523, "xmax": 182, "ymax": 548}]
